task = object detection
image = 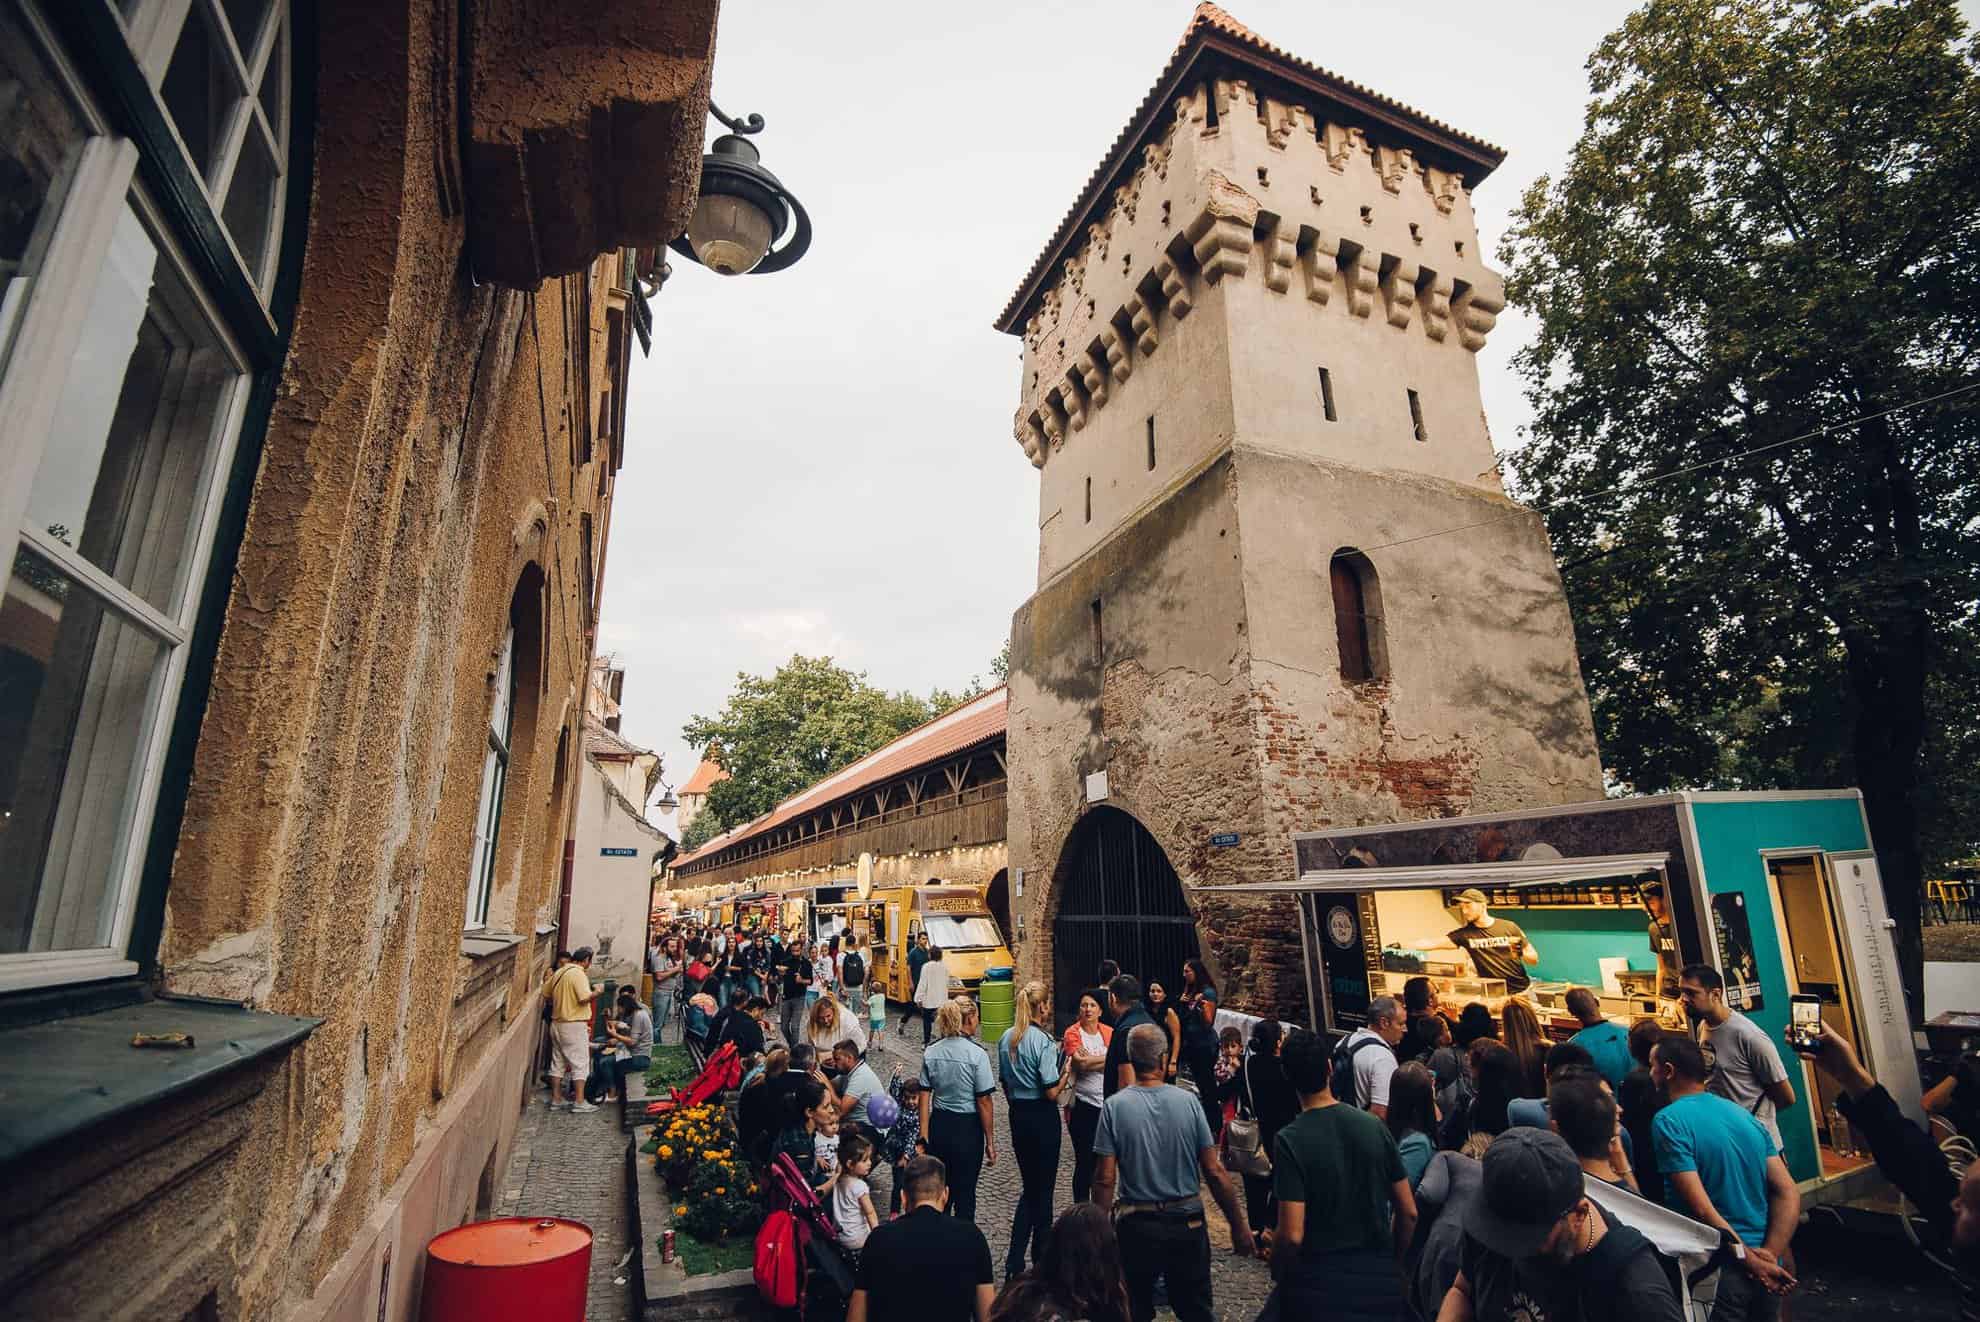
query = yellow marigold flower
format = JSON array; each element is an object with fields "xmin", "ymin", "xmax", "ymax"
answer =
[
  {"xmin": 675, "ymin": 1205, "xmax": 687, "ymax": 1216},
  {"xmin": 703, "ymin": 1149, "xmax": 718, "ymax": 1161},
  {"xmin": 658, "ymin": 1145, "xmax": 673, "ymax": 1159},
  {"xmin": 715, "ymin": 1186, "xmax": 726, "ymax": 1195}
]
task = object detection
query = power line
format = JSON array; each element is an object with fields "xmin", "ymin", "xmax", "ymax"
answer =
[{"xmin": 1357, "ymin": 378, "xmax": 1980, "ymax": 555}]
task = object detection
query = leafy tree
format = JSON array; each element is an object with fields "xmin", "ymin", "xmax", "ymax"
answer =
[
  {"xmin": 1501, "ymin": 0, "xmax": 1980, "ymax": 1011},
  {"xmin": 678, "ymin": 808, "xmax": 726, "ymax": 852},
  {"xmin": 683, "ymin": 656, "xmax": 938, "ymax": 832},
  {"xmin": 990, "ymin": 638, "xmax": 1011, "ymax": 683}
]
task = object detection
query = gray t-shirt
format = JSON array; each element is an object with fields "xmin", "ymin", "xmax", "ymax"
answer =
[
  {"xmin": 1703, "ymin": 1010, "xmax": 1790, "ymax": 1147},
  {"xmin": 626, "ymin": 1007, "xmax": 653, "ymax": 1056},
  {"xmin": 1094, "ymin": 1083, "xmax": 1212, "ymax": 1206},
  {"xmin": 841, "ymin": 1060, "xmax": 883, "ymax": 1126}
]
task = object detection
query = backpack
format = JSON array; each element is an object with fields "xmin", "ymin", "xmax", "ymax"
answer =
[
  {"xmin": 1332, "ymin": 1033, "xmax": 1391, "ymax": 1108},
  {"xmin": 840, "ymin": 951, "xmax": 865, "ymax": 989},
  {"xmin": 754, "ymin": 1209, "xmax": 802, "ymax": 1309}
]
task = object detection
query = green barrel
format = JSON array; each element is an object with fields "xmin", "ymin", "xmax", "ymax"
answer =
[{"xmin": 975, "ymin": 978, "xmax": 1016, "ymax": 1043}]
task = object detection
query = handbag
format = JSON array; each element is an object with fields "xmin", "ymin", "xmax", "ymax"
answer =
[{"xmin": 1224, "ymin": 1056, "xmax": 1272, "ymax": 1177}]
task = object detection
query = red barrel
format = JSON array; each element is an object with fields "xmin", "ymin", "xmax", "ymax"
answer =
[{"xmin": 420, "ymin": 1217, "xmax": 592, "ymax": 1322}]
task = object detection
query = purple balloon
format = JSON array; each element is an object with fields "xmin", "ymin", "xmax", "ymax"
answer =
[{"xmin": 864, "ymin": 1093, "xmax": 899, "ymax": 1130}]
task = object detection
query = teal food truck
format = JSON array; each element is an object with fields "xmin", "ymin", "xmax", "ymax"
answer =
[{"xmin": 1227, "ymin": 791, "xmax": 1921, "ymax": 1202}]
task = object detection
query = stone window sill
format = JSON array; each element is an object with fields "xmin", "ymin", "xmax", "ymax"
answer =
[
  {"xmin": 460, "ymin": 931, "xmax": 526, "ymax": 961},
  {"xmin": 0, "ymin": 995, "xmax": 319, "ymax": 1165}
]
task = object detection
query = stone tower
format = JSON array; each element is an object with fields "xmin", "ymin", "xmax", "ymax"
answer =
[{"xmin": 998, "ymin": 6, "xmax": 1605, "ymax": 1018}]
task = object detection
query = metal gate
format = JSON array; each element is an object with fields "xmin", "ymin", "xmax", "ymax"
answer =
[{"xmin": 1051, "ymin": 806, "xmax": 1200, "ymax": 1023}]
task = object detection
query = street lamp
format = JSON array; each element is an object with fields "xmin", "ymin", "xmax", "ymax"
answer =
[
  {"xmin": 671, "ymin": 103, "xmax": 812, "ymax": 276},
  {"xmin": 655, "ymin": 778, "xmax": 679, "ymax": 814}
]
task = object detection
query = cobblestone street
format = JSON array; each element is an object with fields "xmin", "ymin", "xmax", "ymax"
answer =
[{"xmin": 496, "ymin": 1084, "xmax": 638, "ymax": 1322}]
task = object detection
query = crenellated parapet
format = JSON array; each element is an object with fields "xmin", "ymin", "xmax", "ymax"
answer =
[{"xmin": 1008, "ymin": 73, "xmax": 1506, "ymax": 468}]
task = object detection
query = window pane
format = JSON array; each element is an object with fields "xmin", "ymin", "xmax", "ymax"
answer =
[
  {"xmin": 0, "ymin": 8, "xmax": 92, "ymax": 382},
  {"xmin": 27, "ymin": 201, "xmax": 243, "ymax": 617},
  {"xmin": 256, "ymin": 12, "xmax": 286, "ymax": 156},
  {"xmin": 221, "ymin": 0, "xmax": 271, "ymax": 55},
  {"xmin": 161, "ymin": 4, "xmax": 236, "ymax": 182},
  {"xmin": 0, "ymin": 545, "xmax": 169, "ymax": 954},
  {"xmin": 467, "ymin": 744, "xmax": 505, "ymax": 929},
  {"xmin": 221, "ymin": 120, "xmax": 277, "ymax": 282}
]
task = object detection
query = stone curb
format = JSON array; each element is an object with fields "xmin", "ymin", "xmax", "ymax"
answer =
[{"xmin": 626, "ymin": 1132, "xmax": 765, "ymax": 1320}]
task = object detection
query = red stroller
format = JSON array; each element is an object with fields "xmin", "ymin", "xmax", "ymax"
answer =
[
  {"xmin": 643, "ymin": 1039, "xmax": 741, "ymax": 1117},
  {"xmin": 754, "ymin": 1152, "xmax": 854, "ymax": 1321}
]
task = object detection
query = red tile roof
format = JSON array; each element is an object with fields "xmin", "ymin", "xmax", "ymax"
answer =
[
  {"xmin": 681, "ymin": 758, "xmax": 729, "ymax": 796},
  {"xmin": 994, "ymin": 3, "xmax": 1506, "ymax": 334},
  {"xmin": 672, "ymin": 687, "xmax": 1008, "ymax": 868}
]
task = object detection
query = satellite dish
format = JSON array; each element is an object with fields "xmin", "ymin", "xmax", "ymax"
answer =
[{"xmin": 856, "ymin": 852, "xmax": 875, "ymax": 900}]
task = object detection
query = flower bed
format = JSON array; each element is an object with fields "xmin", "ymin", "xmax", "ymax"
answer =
[
  {"xmin": 644, "ymin": 1043, "xmax": 696, "ymax": 1092},
  {"xmin": 650, "ymin": 1102, "xmax": 761, "ymax": 1267}
]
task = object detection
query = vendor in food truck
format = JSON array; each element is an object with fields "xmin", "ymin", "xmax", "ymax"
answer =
[
  {"xmin": 1426, "ymin": 887, "xmax": 1539, "ymax": 994},
  {"xmin": 1638, "ymin": 880, "xmax": 1682, "ymax": 1000}
]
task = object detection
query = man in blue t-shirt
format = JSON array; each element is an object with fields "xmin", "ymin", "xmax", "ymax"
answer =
[
  {"xmin": 1566, "ymin": 987, "xmax": 1632, "ymax": 1088},
  {"xmin": 1095, "ymin": 1023, "xmax": 1254, "ymax": 1322},
  {"xmin": 1650, "ymin": 1035, "xmax": 1799, "ymax": 1322}
]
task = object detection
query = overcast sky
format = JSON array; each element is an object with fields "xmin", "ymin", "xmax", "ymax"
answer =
[{"xmin": 595, "ymin": 0, "xmax": 1959, "ymax": 835}]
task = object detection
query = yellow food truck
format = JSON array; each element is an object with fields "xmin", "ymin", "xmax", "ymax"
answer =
[{"xmin": 778, "ymin": 868, "xmax": 1009, "ymax": 1002}]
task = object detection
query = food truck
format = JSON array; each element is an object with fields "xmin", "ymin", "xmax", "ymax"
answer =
[
  {"xmin": 767, "ymin": 853, "xmax": 1013, "ymax": 1002},
  {"xmin": 715, "ymin": 890, "xmax": 779, "ymax": 931},
  {"xmin": 1220, "ymin": 791, "xmax": 1919, "ymax": 1201}
]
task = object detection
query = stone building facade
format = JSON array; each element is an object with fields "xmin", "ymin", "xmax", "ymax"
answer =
[
  {"xmin": 998, "ymin": 6, "xmax": 1605, "ymax": 1018},
  {"xmin": 0, "ymin": 2, "xmax": 720, "ymax": 1319}
]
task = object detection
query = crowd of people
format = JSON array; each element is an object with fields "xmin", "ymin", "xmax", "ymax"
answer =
[{"xmin": 591, "ymin": 920, "xmax": 1977, "ymax": 1322}]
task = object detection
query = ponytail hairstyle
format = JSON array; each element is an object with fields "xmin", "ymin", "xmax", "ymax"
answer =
[{"xmin": 1009, "ymin": 980, "xmax": 1049, "ymax": 1064}]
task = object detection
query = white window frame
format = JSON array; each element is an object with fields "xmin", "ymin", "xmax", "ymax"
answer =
[
  {"xmin": 0, "ymin": 0, "xmax": 284, "ymax": 992},
  {"xmin": 465, "ymin": 628, "xmax": 517, "ymax": 931}
]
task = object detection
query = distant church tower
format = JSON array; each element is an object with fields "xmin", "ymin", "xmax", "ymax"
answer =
[{"xmin": 998, "ymin": 6, "xmax": 1605, "ymax": 1018}]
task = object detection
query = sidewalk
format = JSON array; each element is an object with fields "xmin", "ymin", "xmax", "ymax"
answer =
[{"xmin": 496, "ymin": 1088, "xmax": 636, "ymax": 1322}]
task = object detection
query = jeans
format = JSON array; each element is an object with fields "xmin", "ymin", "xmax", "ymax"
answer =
[
  {"xmin": 1259, "ymin": 1247, "xmax": 1402, "ymax": 1322},
  {"xmin": 844, "ymin": 985, "xmax": 866, "ymax": 1018},
  {"xmin": 1710, "ymin": 1262, "xmax": 1782, "ymax": 1322},
  {"xmin": 607, "ymin": 1053, "xmax": 650, "ymax": 1098},
  {"xmin": 1068, "ymin": 1099, "xmax": 1102, "ymax": 1202},
  {"xmin": 1117, "ymin": 1210, "xmax": 1212, "ymax": 1322},
  {"xmin": 780, "ymin": 997, "xmax": 806, "ymax": 1048},
  {"xmin": 1242, "ymin": 1171, "xmax": 1274, "ymax": 1239},
  {"xmin": 652, "ymin": 990, "xmax": 675, "ymax": 1044},
  {"xmin": 918, "ymin": 1005, "xmax": 936, "ymax": 1043},
  {"xmin": 927, "ymin": 1108, "xmax": 986, "ymax": 1222},
  {"xmin": 1006, "ymin": 1097, "xmax": 1062, "ymax": 1277}
]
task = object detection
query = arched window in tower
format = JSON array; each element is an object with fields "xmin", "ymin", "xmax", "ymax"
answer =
[{"xmin": 1329, "ymin": 549, "xmax": 1387, "ymax": 683}]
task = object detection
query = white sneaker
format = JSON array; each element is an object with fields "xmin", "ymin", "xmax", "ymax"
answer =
[{"xmin": 569, "ymin": 1101, "xmax": 599, "ymax": 1114}]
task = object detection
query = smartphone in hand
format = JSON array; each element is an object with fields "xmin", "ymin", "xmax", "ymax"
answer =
[{"xmin": 1787, "ymin": 993, "xmax": 1823, "ymax": 1056}]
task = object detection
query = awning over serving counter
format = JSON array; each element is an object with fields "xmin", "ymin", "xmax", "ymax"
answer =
[{"xmin": 1192, "ymin": 852, "xmax": 1672, "ymax": 894}]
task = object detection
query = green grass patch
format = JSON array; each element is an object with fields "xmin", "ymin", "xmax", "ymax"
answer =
[
  {"xmin": 670, "ymin": 1230, "xmax": 754, "ymax": 1277},
  {"xmin": 645, "ymin": 1044, "xmax": 696, "ymax": 1091}
]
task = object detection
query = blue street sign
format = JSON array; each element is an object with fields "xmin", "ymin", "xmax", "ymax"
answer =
[
  {"xmin": 600, "ymin": 847, "xmax": 639, "ymax": 857},
  {"xmin": 1210, "ymin": 833, "xmax": 1240, "ymax": 848}
]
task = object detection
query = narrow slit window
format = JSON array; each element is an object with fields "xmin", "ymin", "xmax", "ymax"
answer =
[
  {"xmin": 1318, "ymin": 367, "xmax": 1338, "ymax": 422},
  {"xmin": 1085, "ymin": 475, "xmax": 1092, "ymax": 523},
  {"xmin": 1091, "ymin": 598, "xmax": 1104, "ymax": 663},
  {"xmin": 1146, "ymin": 416, "xmax": 1157, "ymax": 470},
  {"xmin": 1407, "ymin": 388, "xmax": 1427, "ymax": 442}
]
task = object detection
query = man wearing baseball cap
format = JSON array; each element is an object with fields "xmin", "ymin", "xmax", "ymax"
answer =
[
  {"xmin": 1438, "ymin": 1129, "xmax": 1681, "ymax": 1322},
  {"xmin": 1434, "ymin": 888, "xmax": 1539, "ymax": 995}
]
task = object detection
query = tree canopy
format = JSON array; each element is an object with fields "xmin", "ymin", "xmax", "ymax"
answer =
[
  {"xmin": 1501, "ymin": 0, "xmax": 1980, "ymax": 1007},
  {"xmin": 681, "ymin": 654, "xmax": 998, "ymax": 840}
]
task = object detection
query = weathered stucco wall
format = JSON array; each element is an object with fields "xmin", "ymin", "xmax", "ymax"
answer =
[
  {"xmin": 570, "ymin": 755, "xmax": 668, "ymax": 984},
  {"xmin": 1004, "ymin": 64, "xmax": 1601, "ymax": 1023},
  {"xmin": 27, "ymin": 5, "xmax": 660, "ymax": 1318}
]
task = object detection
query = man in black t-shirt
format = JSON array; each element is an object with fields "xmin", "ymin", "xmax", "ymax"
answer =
[
  {"xmin": 1638, "ymin": 883, "xmax": 1681, "ymax": 999},
  {"xmin": 849, "ymin": 1155, "xmax": 993, "ymax": 1322},
  {"xmin": 1441, "ymin": 888, "xmax": 1538, "ymax": 994},
  {"xmin": 1103, "ymin": 974, "xmax": 1154, "ymax": 1097},
  {"xmin": 778, "ymin": 941, "xmax": 813, "ymax": 1047},
  {"xmin": 1443, "ymin": 1128, "xmax": 1681, "ymax": 1322}
]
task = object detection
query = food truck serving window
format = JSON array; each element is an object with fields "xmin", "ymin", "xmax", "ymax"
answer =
[{"xmin": 923, "ymin": 915, "xmax": 1000, "ymax": 949}]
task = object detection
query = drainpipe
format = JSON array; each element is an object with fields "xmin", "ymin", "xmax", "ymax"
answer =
[{"xmin": 558, "ymin": 836, "xmax": 575, "ymax": 940}]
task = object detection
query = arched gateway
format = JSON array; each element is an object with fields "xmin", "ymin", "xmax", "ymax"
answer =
[{"xmin": 1050, "ymin": 807, "xmax": 1199, "ymax": 1023}]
